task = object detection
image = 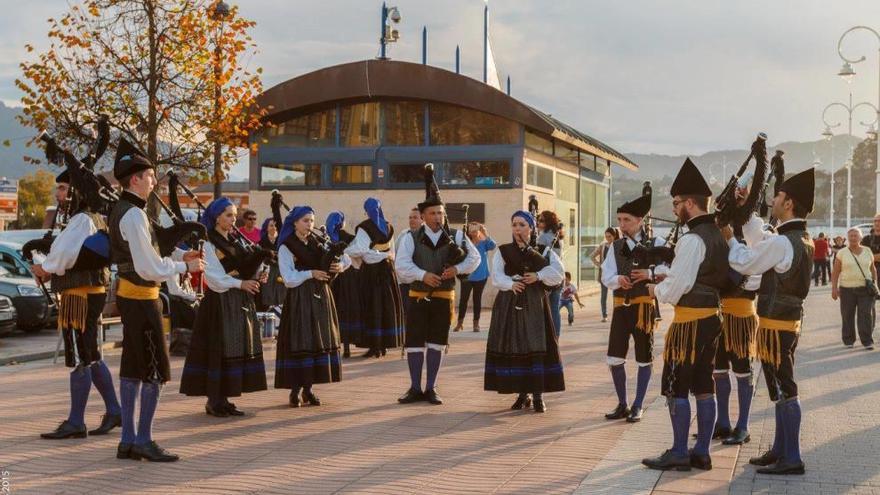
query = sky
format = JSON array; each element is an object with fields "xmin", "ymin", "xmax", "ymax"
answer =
[{"xmin": 2, "ymin": 0, "xmax": 880, "ymax": 169}]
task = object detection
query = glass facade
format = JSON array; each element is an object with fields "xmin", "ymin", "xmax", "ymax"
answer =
[
  {"xmin": 339, "ymin": 102, "xmax": 380, "ymax": 147},
  {"xmin": 331, "ymin": 164, "xmax": 373, "ymax": 185},
  {"xmin": 429, "ymin": 103, "xmax": 519, "ymax": 145},
  {"xmin": 262, "ymin": 108, "xmax": 336, "ymax": 147},
  {"xmin": 525, "ymin": 131, "xmax": 553, "ymax": 155},
  {"xmin": 526, "ymin": 162, "xmax": 554, "ymax": 190},
  {"xmin": 554, "ymin": 142, "xmax": 579, "ymax": 165},
  {"xmin": 579, "ymin": 176, "xmax": 609, "ymax": 283},
  {"xmin": 389, "ymin": 161, "xmax": 510, "ymax": 187},
  {"xmin": 383, "ymin": 101, "xmax": 425, "ymax": 146},
  {"xmin": 261, "ymin": 163, "xmax": 322, "ymax": 187}
]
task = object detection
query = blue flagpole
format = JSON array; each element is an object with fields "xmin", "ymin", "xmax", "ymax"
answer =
[
  {"xmin": 455, "ymin": 45, "xmax": 460, "ymax": 74},
  {"xmin": 507, "ymin": 76, "xmax": 510, "ymax": 95},
  {"xmin": 422, "ymin": 26, "xmax": 427, "ymax": 64}
]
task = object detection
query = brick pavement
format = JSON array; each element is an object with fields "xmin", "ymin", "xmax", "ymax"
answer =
[{"xmin": 0, "ymin": 287, "xmax": 877, "ymax": 494}]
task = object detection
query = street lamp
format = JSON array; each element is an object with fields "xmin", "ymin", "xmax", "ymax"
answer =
[
  {"xmin": 378, "ymin": 3, "xmax": 401, "ymax": 60},
  {"xmin": 822, "ymin": 125, "xmax": 836, "ymax": 234},
  {"xmin": 838, "ymin": 25, "xmax": 880, "ymax": 215},
  {"xmin": 209, "ymin": 1, "xmax": 231, "ymax": 199}
]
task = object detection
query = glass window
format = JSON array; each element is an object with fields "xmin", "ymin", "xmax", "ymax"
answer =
[
  {"xmin": 383, "ymin": 101, "xmax": 425, "ymax": 146},
  {"xmin": 339, "ymin": 103, "xmax": 379, "ymax": 147},
  {"xmin": 580, "ymin": 152, "xmax": 596, "ymax": 171},
  {"xmin": 525, "ymin": 131, "xmax": 553, "ymax": 155},
  {"xmin": 597, "ymin": 159, "xmax": 611, "ymax": 176},
  {"xmin": 260, "ymin": 163, "xmax": 322, "ymax": 187},
  {"xmin": 263, "ymin": 108, "xmax": 336, "ymax": 147},
  {"xmin": 556, "ymin": 173, "xmax": 577, "ymax": 202},
  {"xmin": 389, "ymin": 161, "xmax": 510, "ymax": 187},
  {"xmin": 526, "ymin": 163, "xmax": 553, "ymax": 189},
  {"xmin": 331, "ymin": 164, "xmax": 373, "ymax": 185},
  {"xmin": 554, "ymin": 141, "xmax": 578, "ymax": 165},
  {"xmin": 429, "ymin": 103, "xmax": 519, "ymax": 145},
  {"xmin": 579, "ymin": 178, "xmax": 609, "ymax": 283}
]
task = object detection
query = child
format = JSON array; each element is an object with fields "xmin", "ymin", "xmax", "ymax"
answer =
[{"xmin": 560, "ymin": 272, "xmax": 584, "ymax": 327}]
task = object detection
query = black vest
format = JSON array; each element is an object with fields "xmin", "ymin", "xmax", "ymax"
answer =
[
  {"xmin": 282, "ymin": 234, "xmax": 323, "ymax": 271},
  {"xmin": 611, "ymin": 232, "xmax": 657, "ymax": 298},
  {"xmin": 677, "ymin": 214, "xmax": 729, "ymax": 308},
  {"xmin": 109, "ymin": 191, "xmax": 161, "ymax": 288},
  {"xmin": 409, "ymin": 226, "xmax": 461, "ymax": 292},
  {"xmin": 721, "ymin": 227, "xmax": 757, "ymax": 300},
  {"xmin": 50, "ymin": 211, "xmax": 111, "ymax": 291},
  {"xmin": 209, "ymin": 229, "xmax": 249, "ymax": 276},
  {"xmin": 356, "ymin": 219, "xmax": 395, "ymax": 251},
  {"xmin": 498, "ymin": 242, "xmax": 550, "ymax": 277},
  {"xmin": 756, "ymin": 220, "xmax": 813, "ymax": 321}
]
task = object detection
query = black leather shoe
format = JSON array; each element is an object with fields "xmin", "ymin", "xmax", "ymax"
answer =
[
  {"xmin": 88, "ymin": 414, "xmax": 122, "ymax": 436},
  {"xmin": 692, "ymin": 424, "xmax": 732, "ymax": 439},
  {"xmin": 605, "ymin": 403, "xmax": 629, "ymax": 420},
  {"xmin": 722, "ymin": 427, "xmax": 751, "ymax": 445},
  {"xmin": 511, "ymin": 394, "xmax": 532, "ymax": 410},
  {"xmin": 533, "ymin": 397, "xmax": 546, "ymax": 413},
  {"xmin": 40, "ymin": 420, "xmax": 87, "ymax": 439},
  {"xmin": 302, "ymin": 390, "xmax": 321, "ymax": 406},
  {"xmin": 224, "ymin": 402, "xmax": 245, "ymax": 416},
  {"xmin": 757, "ymin": 460, "xmax": 806, "ymax": 475},
  {"xmin": 397, "ymin": 388, "xmax": 424, "ymax": 404},
  {"xmin": 130, "ymin": 441, "xmax": 180, "ymax": 462},
  {"xmin": 362, "ymin": 348, "xmax": 379, "ymax": 358},
  {"xmin": 641, "ymin": 449, "xmax": 691, "ymax": 471},
  {"xmin": 626, "ymin": 406, "xmax": 643, "ymax": 423},
  {"xmin": 205, "ymin": 403, "xmax": 229, "ymax": 417},
  {"xmin": 689, "ymin": 449, "xmax": 712, "ymax": 470},
  {"xmin": 116, "ymin": 442, "xmax": 133, "ymax": 460},
  {"xmin": 748, "ymin": 449, "xmax": 779, "ymax": 466},
  {"xmin": 425, "ymin": 388, "xmax": 443, "ymax": 405},
  {"xmin": 289, "ymin": 392, "xmax": 302, "ymax": 408}
]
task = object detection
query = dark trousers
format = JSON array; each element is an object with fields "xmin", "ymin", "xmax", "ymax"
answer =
[
  {"xmin": 840, "ymin": 286, "xmax": 876, "ymax": 347},
  {"xmin": 600, "ymin": 284, "xmax": 609, "ymax": 319},
  {"xmin": 762, "ymin": 331, "xmax": 799, "ymax": 401},
  {"xmin": 399, "ymin": 283, "xmax": 411, "ymax": 318},
  {"xmin": 812, "ymin": 259, "xmax": 830, "ymax": 285},
  {"xmin": 457, "ymin": 279, "xmax": 487, "ymax": 324}
]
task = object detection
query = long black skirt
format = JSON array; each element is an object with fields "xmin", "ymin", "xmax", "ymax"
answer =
[
  {"xmin": 484, "ymin": 287, "xmax": 565, "ymax": 394},
  {"xmin": 332, "ymin": 265, "xmax": 364, "ymax": 346},
  {"xmin": 258, "ymin": 263, "xmax": 286, "ymax": 310},
  {"xmin": 180, "ymin": 288, "xmax": 267, "ymax": 398},
  {"xmin": 275, "ymin": 279, "xmax": 342, "ymax": 389},
  {"xmin": 359, "ymin": 259, "xmax": 405, "ymax": 350},
  {"xmin": 117, "ymin": 296, "xmax": 172, "ymax": 383}
]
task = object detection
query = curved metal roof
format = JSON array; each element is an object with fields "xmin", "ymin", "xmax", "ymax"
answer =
[{"xmin": 258, "ymin": 59, "xmax": 637, "ymax": 170}]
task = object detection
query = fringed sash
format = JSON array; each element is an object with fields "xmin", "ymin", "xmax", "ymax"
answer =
[
  {"xmin": 756, "ymin": 317, "xmax": 801, "ymax": 368},
  {"xmin": 613, "ymin": 295, "xmax": 657, "ymax": 333},
  {"xmin": 58, "ymin": 286, "xmax": 106, "ymax": 332},
  {"xmin": 720, "ymin": 297, "xmax": 758, "ymax": 359},
  {"xmin": 663, "ymin": 306, "xmax": 719, "ymax": 365}
]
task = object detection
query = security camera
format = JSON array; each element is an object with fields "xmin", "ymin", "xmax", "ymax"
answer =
[{"xmin": 389, "ymin": 6, "xmax": 401, "ymax": 23}]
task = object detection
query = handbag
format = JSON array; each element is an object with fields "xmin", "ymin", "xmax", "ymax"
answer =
[{"xmin": 848, "ymin": 249, "xmax": 880, "ymax": 299}]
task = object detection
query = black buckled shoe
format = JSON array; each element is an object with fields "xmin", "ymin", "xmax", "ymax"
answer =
[
  {"xmin": 748, "ymin": 449, "xmax": 779, "ymax": 466},
  {"xmin": 130, "ymin": 441, "xmax": 180, "ymax": 462},
  {"xmin": 533, "ymin": 397, "xmax": 546, "ymax": 413},
  {"xmin": 688, "ymin": 449, "xmax": 712, "ymax": 470},
  {"xmin": 605, "ymin": 403, "xmax": 630, "ymax": 420},
  {"xmin": 40, "ymin": 420, "xmax": 87, "ymax": 440},
  {"xmin": 397, "ymin": 388, "xmax": 424, "ymax": 404},
  {"xmin": 511, "ymin": 394, "xmax": 532, "ymax": 410},
  {"xmin": 626, "ymin": 406, "xmax": 643, "ymax": 423},
  {"xmin": 302, "ymin": 390, "xmax": 321, "ymax": 406},
  {"xmin": 722, "ymin": 427, "xmax": 751, "ymax": 445},
  {"xmin": 756, "ymin": 460, "xmax": 806, "ymax": 475},
  {"xmin": 205, "ymin": 403, "xmax": 229, "ymax": 417},
  {"xmin": 641, "ymin": 449, "xmax": 691, "ymax": 471},
  {"xmin": 425, "ymin": 388, "xmax": 443, "ymax": 405},
  {"xmin": 88, "ymin": 413, "xmax": 122, "ymax": 436},
  {"xmin": 116, "ymin": 442, "xmax": 133, "ymax": 460},
  {"xmin": 289, "ymin": 392, "xmax": 302, "ymax": 408},
  {"xmin": 224, "ymin": 402, "xmax": 245, "ymax": 416}
]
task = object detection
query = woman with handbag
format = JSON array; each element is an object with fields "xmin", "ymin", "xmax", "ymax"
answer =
[{"xmin": 831, "ymin": 227, "xmax": 877, "ymax": 350}]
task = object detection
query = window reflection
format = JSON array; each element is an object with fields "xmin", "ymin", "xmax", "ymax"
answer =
[
  {"xmin": 525, "ymin": 131, "xmax": 553, "ymax": 155},
  {"xmin": 555, "ymin": 142, "xmax": 578, "ymax": 165},
  {"xmin": 383, "ymin": 101, "xmax": 425, "ymax": 146},
  {"xmin": 340, "ymin": 103, "xmax": 379, "ymax": 147},
  {"xmin": 389, "ymin": 161, "xmax": 510, "ymax": 187},
  {"xmin": 429, "ymin": 103, "xmax": 519, "ymax": 145},
  {"xmin": 332, "ymin": 164, "xmax": 373, "ymax": 185},
  {"xmin": 526, "ymin": 163, "xmax": 553, "ymax": 189},
  {"xmin": 263, "ymin": 108, "xmax": 336, "ymax": 147},
  {"xmin": 261, "ymin": 163, "xmax": 322, "ymax": 187}
]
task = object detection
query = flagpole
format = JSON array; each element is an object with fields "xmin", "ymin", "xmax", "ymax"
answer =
[{"xmin": 483, "ymin": 3, "xmax": 488, "ymax": 84}]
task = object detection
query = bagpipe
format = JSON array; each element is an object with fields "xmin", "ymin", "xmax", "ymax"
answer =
[
  {"xmin": 272, "ymin": 190, "xmax": 344, "ymax": 288},
  {"xmin": 421, "ymin": 163, "xmax": 468, "ymax": 302},
  {"xmin": 715, "ymin": 132, "xmax": 769, "ymax": 229},
  {"xmin": 764, "ymin": 150, "xmax": 786, "ymax": 227},
  {"xmin": 512, "ymin": 195, "xmax": 552, "ymax": 310}
]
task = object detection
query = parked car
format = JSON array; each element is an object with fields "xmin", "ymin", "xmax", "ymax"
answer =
[
  {"xmin": 0, "ymin": 243, "xmax": 56, "ymax": 332},
  {"xmin": 0, "ymin": 294, "xmax": 17, "ymax": 337}
]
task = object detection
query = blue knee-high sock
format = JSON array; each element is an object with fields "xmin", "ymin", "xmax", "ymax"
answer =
[
  {"xmin": 781, "ymin": 398, "xmax": 802, "ymax": 463},
  {"xmin": 135, "ymin": 382, "xmax": 161, "ymax": 446},
  {"xmin": 670, "ymin": 398, "xmax": 691, "ymax": 457},
  {"xmin": 632, "ymin": 365, "xmax": 651, "ymax": 409},
  {"xmin": 734, "ymin": 375, "xmax": 754, "ymax": 432},
  {"xmin": 770, "ymin": 401, "xmax": 785, "ymax": 457},
  {"xmin": 693, "ymin": 397, "xmax": 717, "ymax": 456},
  {"xmin": 90, "ymin": 361, "xmax": 121, "ymax": 416},
  {"xmin": 119, "ymin": 378, "xmax": 140, "ymax": 445},
  {"xmin": 425, "ymin": 348, "xmax": 442, "ymax": 391},
  {"xmin": 67, "ymin": 366, "xmax": 92, "ymax": 428},
  {"xmin": 714, "ymin": 373, "xmax": 732, "ymax": 430},
  {"xmin": 407, "ymin": 351, "xmax": 424, "ymax": 392},
  {"xmin": 609, "ymin": 364, "xmax": 627, "ymax": 406}
]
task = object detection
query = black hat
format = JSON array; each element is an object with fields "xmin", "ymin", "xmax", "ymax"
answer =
[
  {"xmin": 417, "ymin": 163, "xmax": 444, "ymax": 212},
  {"xmin": 670, "ymin": 157, "xmax": 712, "ymax": 197},
  {"xmin": 113, "ymin": 137, "xmax": 154, "ymax": 181},
  {"xmin": 617, "ymin": 194, "xmax": 651, "ymax": 217},
  {"xmin": 778, "ymin": 167, "xmax": 815, "ymax": 215},
  {"xmin": 55, "ymin": 170, "xmax": 70, "ymax": 184}
]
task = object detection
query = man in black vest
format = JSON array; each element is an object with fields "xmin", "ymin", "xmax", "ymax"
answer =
[
  {"xmin": 724, "ymin": 168, "xmax": 815, "ymax": 475},
  {"xmin": 643, "ymin": 158, "xmax": 729, "ymax": 472},
  {"xmin": 601, "ymin": 193, "xmax": 668, "ymax": 423},
  {"xmin": 109, "ymin": 139, "xmax": 203, "ymax": 462},
  {"xmin": 395, "ymin": 165, "xmax": 480, "ymax": 405}
]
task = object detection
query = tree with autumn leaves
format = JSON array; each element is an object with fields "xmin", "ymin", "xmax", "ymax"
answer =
[{"xmin": 15, "ymin": 0, "xmax": 267, "ymax": 191}]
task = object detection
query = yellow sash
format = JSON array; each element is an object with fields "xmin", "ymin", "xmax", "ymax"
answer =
[
  {"xmin": 663, "ymin": 306, "xmax": 719, "ymax": 365},
  {"xmin": 117, "ymin": 278, "xmax": 160, "ymax": 300},
  {"xmin": 755, "ymin": 317, "xmax": 801, "ymax": 369},
  {"xmin": 58, "ymin": 286, "xmax": 106, "ymax": 332},
  {"xmin": 613, "ymin": 295, "xmax": 657, "ymax": 333},
  {"xmin": 408, "ymin": 289, "xmax": 455, "ymax": 321},
  {"xmin": 720, "ymin": 297, "xmax": 756, "ymax": 318}
]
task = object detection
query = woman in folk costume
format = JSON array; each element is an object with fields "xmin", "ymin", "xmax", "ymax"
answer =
[
  {"xmin": 276, "ymin": 206, "xmax": 350, "ymax": 407},
  {"xmin": 484, "ymin": 210, "xmax": 565, "ymax": 413},
  {"xmin": 345, "ymin": 198, "xmax": 405, "ymax": 358},
  {"xmin": 179, "ymin": 197, "xmax": 268, "ymax": 417},
  {"xmin": 257, "ymin": 217, "xmax": 286, "ymax": 312},
  {"xmin": 326, "ymin": 211, "xmax": 364, "ymax": 358}
]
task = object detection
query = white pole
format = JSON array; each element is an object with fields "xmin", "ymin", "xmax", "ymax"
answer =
[{"xmin": 830, "ymin": 137, "xmax": 835, "ymax": 234}]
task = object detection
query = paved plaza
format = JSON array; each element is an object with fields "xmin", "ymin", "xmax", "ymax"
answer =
[{"xmin": 1, "ymin": 285, "xmax": 878, "ymax": 494}]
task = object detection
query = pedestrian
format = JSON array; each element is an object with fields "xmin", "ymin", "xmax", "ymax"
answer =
[
  {"xmin": 590, "ymin": 227, "xmax": 619, "ymax": 322},
  {"xmin": 812, "ymin": 232, "xmax": 830, "ymax": 286},
  {"xmin": 257, "ymin": 217, "xmax": 285, "ymax": 311},
  {"xmin": 325, "ymin": 211, "xmax": 363, "ymax": 358},
  {"xmin": 860, "ymin": 214, "xmax": 880, "ymax": 274},
  {"xmin": 559, "ymin": 271, "xmax": 584, "ymax": 327},
  {"xmin": 831, "ymin": 227, "xmax": 877, "ymax": 350},
  {"xmin": 831, "ymin": 235, "xmax": 846, "ymax": 261},
  {"xmin": 536, "ymin": 210, "xmax": 565, "ymax": 336},
  {"xmin": 396, "ymin": 208, "xmax": 424, "ymax": 318},
  {"xmin": 454, "ymin": 221, "xmax": 496, "ymax": 333},
  {"xmin": 238, "ymin": 209, "xmax": 262, "ymax": 244}
]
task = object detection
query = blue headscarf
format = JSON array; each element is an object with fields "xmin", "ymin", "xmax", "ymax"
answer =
[
  {"xmin": 325, "ymin": 211, "xmax": 345, "ymax": 243},
  {"xmin": 511, "ymin": 210, "xmax": 536, "ymax": 230},
  {"xmin": 277, "ymin": 205, "xmax": 315, "ymax": 247},
  {"xmin": 201, "ymin": 197, "xmax": 234, "ymax": 231},
  {"xmin": 259, "ymin": 217, "xmax": 273, "ymax": 244},
  {"xmin": 364, "ymin": 197, "xmax": 388, "ymax": 236}
]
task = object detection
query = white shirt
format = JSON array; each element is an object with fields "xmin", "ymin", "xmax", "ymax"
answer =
[
  {"xmin": 119, "ymin": 207, "xmax": 187, "ymax": 282},
  {"xmin": 202, "ymin": 240, "xmax": 245, "ymax": 293},
  {"xmin": 395, "ymin": 226, "xmax": 481, "ymax": 283},
  {"xmin": 278, "ymin": 239, "xmax": 352, "ymax": 289},
  {"xmin": 166, "ymin": 274, "xmax": 197, "ymax": 302},
  {"xmin": 344, "ymin": 226, "xmax": 393, "ymax": 264},
  {"xmin": 653, "ymin": 230, "xmax": 706, "ymax": 306},
  {"xmin": 727, "ymin": 215, "xmax": 797, "ymax": 276},
  {"xmin": 600, "ymin": 232, "xmax": 669, "ymax": 290},
  {"xmin": 491, "ymin": 248, "xmax": 564, "ymax": 291},
  {"xmin": 42, "ymin": 212, "xmax": 95, "ymax": 275}
]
